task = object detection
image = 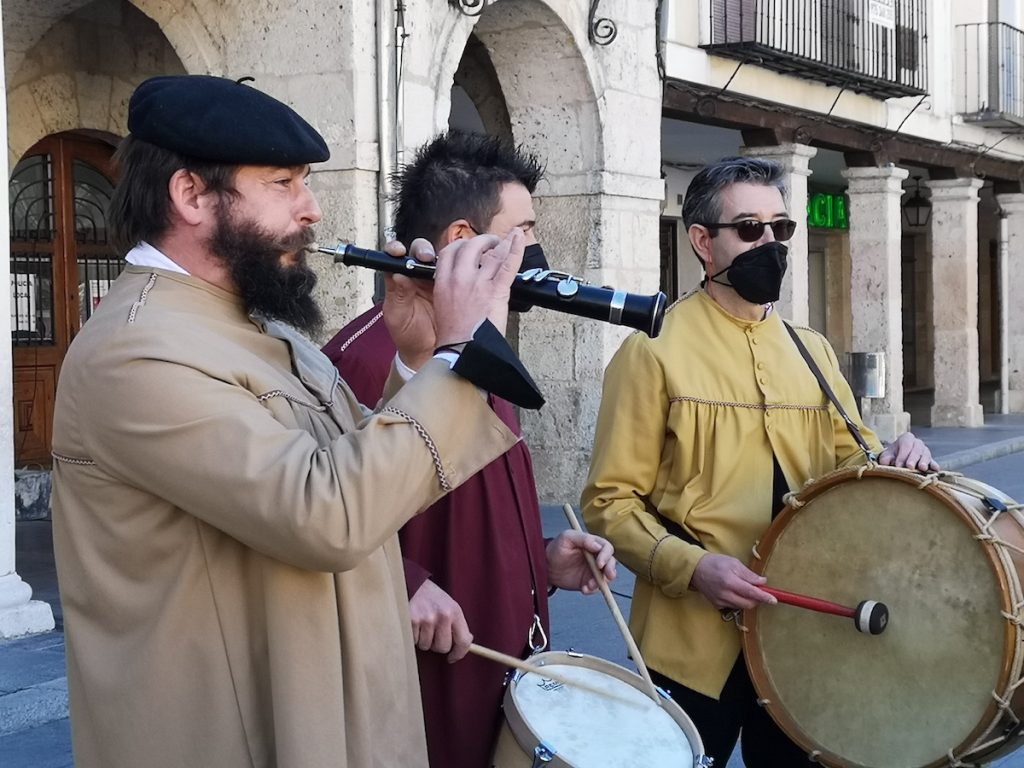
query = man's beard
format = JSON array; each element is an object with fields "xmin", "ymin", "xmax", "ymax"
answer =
[{"xmin": 209, "ymin": 202, "xmax": 324, "ymax": 336}]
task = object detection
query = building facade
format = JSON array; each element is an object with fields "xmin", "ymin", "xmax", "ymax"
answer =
[
  {"xmin": 0, "ymin": 0, "xmax": 663, "ymax": 637},
  {"xmin": 3, "ymin": 0, "xmax": 1024, "ymax": 638},
  {"xmin": 660, "ymin": 0, "xmax": 1024, "ymax": 440}
]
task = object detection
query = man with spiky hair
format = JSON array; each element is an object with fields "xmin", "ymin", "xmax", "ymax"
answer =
[{"xmin": 323, "ymin": 131, "xmax": 616, "ymax": 768}]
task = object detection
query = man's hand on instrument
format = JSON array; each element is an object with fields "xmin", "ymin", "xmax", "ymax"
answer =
[
  {"xmin": 432, "ymin": 229, "xmax": 524, "ymax": 344},
  {"xmin": 690, "ymin": 553, "xmax": 778, "ymax": 610},
  {"xmin": 383, "ymin": 238, "xmax": 438, "ymax": 372},
  {"xmin": 878, "ymin": 431, "xmax": 939, "ymax": 472},
  {"xmin": 546, "ymin": 530, "xmax": 617, "ymax": 594},
  {"xmin": 384, "ymin": 231, "xmax": 524, "ymax": 369},
  {"xmin": 409, "ymin": 578, "xmax": 474, "ymax": 663}
]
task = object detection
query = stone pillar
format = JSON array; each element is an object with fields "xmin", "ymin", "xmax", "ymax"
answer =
[
  {"xmin": 841, "ymin": 166, "xmax": 910, "ymax": 442},
  {"xmin": 927, "ymin": 177, "xmax": 985, "ymax": 427},
  {"xmin": 995, "ymin": 193, "xmax": 1024, "ymax": 412},
  {"xmin": 740, "ymin": 143, "xmax": 817, "ymax": 325},
  {"xmin": 0, "ymin": 2, "xmax": 55, "ymax": 639}
]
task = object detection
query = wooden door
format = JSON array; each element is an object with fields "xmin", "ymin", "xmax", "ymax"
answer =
[{"xmin": 10, "ymin": 134, "xmax": 119, "ymax": 467}]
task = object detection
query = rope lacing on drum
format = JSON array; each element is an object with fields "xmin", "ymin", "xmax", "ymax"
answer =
[
  {"xmin": 756, "ymin": 697, "xmax": 771, "ymax": 708},
  {"xmin": 955, "ymin": 681, "xmax": 1024, "ymax": 762},
  {"xmin": 946, "ymin": 748, "xmax": 971, "ymax": 767},
  {"xmin": 751, "ymin": 541, "xmax": 762, "ymax": 561},
  {"xmin": 977, "ymin": 529, "xmax": 1024, "ymax": 559},
  {"xmin": 999, "ymin": 605, "xmax": 1024, "ymax": 626},
  {"xmin": 855, "ymin": 463, "xmax": 871, "ymax": 479},
  {"xmin": 972, "ymin": 507, "xmax": 1024, "ymax": 557},
  {"xmin": 781, "ymin": 491, "xmax": 804, "ymax": 509},
  {"xmin": 962, "ymin": 730, "xmax": 1020, "ymax": 762},
  {"xmin": 991, "ymin": 690, "xmax": 1015, "ymax": 713},
  {"xmin": 944, "ymin": 479, "xmax": 1024, "ymax": 515},
  {"xmin": 808, "ymin": 750, "xmax": 822, "ymax": 763},
  {"xmin": 915, "ymin": 474, "xmax": 941, "ymax": 490}
]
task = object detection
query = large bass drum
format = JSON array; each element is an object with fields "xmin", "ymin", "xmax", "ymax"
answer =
[
  {"xmin": 741, "ymin": 465, "xmax": 1024, "ymax": 767},
  {"xmin": 491, "ymin": 650, "xmax": 709, "ymax": 767}
]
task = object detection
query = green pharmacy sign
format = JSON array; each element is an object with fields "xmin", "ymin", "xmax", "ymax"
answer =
[{"xmin": 807, "ymin": 192, "xmax": 849, "ymax": 230}]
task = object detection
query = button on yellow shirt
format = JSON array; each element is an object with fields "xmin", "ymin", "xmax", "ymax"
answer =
[{"xmin": 582, "ymin": 290, "xmax": 881, "ymax": 697}]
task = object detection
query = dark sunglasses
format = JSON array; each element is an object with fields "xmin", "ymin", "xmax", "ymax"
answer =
[{"xmin": 700, "ymin": 218, "xmax": 797, "ymax": 243}]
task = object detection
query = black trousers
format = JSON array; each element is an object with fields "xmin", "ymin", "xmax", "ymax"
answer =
[{"xmin": 650, "ymin": 658, "xmax": 813, "ymax": 767}]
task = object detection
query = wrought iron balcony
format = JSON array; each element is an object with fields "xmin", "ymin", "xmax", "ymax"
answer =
[
  {"xmin": 701, "ymin": 0, "xmax": 928, "ymax": 99},
  {"xmin": 956, "ymin": 22, "xmax": 1024, "ymax": 132}
]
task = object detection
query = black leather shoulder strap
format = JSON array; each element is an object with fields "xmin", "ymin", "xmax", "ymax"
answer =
[{"xmin": 784, "ymin": 322, "xmax": 876, "ymax": 461}]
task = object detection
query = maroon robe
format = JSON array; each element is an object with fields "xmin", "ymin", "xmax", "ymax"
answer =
[{"xmin": 324, "ymin": 306, "xmax": 551, "ymax": 768}]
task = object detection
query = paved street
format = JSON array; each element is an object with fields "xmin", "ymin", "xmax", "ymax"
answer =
[{"xmin": 7, "ymin": 442, "xmax": 1024, "ymax": 767}]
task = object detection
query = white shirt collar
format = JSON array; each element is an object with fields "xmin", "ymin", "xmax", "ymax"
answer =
[{"xmin": 125, "ymin": 241, "xmax": 190, "ymax": 275}]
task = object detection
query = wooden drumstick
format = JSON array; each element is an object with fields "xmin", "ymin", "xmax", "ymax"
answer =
[
  {"xmin": 467, "ymin": 643, "xmax": 635, "ymax": 705},
  {"xmin": 561, "ymin": 503, "xmax": 662, "ymax": 705},
  {"xmin": 762, "ymin": 586, "xmax": 889, "ymax": 635}
]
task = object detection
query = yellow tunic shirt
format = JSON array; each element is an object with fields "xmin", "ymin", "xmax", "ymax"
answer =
[{"xmin": 582, "ymin": 290, "xmax": 881, "ymax": 698}]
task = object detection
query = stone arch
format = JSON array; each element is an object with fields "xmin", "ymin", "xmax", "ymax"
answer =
[
  {"xmin": 411, "ymin": 1, "xmax": 605, "ymax": 200},
  {"xmin": 6, "ymin": 0, "xmax": 185, "ymax": 169},
  {"xmin": 451, "ymin": 33, "xmax": 513, "ymax": 141},
  {"xmin": 470, "ymin": 1, "xmax": 604, "ymax": 207}
]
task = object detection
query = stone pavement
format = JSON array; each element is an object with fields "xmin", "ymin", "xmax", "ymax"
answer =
[{"xmin": 5, "ymin": 415, "xmax": 1024, "ymax": 768}]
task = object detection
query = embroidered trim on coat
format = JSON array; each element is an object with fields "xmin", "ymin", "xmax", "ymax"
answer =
[
  {"xmin": 669, "ymin": 395, "xmax": 828, "ymax": 412},
  {"xmin": 256, "ymin": 390, "xmax": 330, "ymax": 411},
  {"xmin": 127, "ymin": 273, "xmax": 159, "ymax": 324},
  {"xmin": 665, "ymin": 288, "xmax": 700, "ymax": 314},
  {"xmin": 337, "ymin": 310, "xmax": 383, "ymax": 354},
  {"xmin": 52, "ymin": 451, "xmax": 96, "ymax": 466},
  {"xmin": 648, "ymin": 534, "xmax": 671, "ymax": 583},
  {"xmin": 380, "ymin": 406, "xmax": 451, "ymax": 492}
]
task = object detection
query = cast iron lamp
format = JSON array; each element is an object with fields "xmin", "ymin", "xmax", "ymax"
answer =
[{"xmin": 902, "ymin": 176, "xmax": 932, "ymax": 228}]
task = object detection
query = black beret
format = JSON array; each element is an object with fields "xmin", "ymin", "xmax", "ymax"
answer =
[{"xmin": 127, "ymin": 75, "xmax": 330, "ymax": 166}]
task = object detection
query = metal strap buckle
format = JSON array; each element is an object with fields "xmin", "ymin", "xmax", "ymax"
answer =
[
  {"xmin": 528, "ymin": 613, "xmax": 548, "ymax": 654},
  {"xmin": 531, "ymin": 743, "xmax": 556, "ymax": 766}
]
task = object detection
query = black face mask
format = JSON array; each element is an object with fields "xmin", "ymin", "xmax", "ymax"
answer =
[
  {"xmin": 709, "ymin": 241, "xmax": 788, "ymax": 305},
  {"xmin": 509, "ymin": 242, "xmax": 549, "ymax": 313}
]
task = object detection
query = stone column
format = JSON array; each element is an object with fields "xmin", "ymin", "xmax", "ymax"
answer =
[
  {"xmin": 0, "ymin": 2, "xmax": 54, "ymax": 639},
  {"xmin": 927, "ymin": 177, "xmax": 985, "ymax": 427},
  {"xmin": 740, "ymin": 143, "xmax": 817, "ymax": 325},
  {"xmin": 841, "ymin": 166, "xmax": 910, "ymax": 442},
  {"xmin": 995, "ymin": 193, "xmax": 1024, "ymax": 412}
]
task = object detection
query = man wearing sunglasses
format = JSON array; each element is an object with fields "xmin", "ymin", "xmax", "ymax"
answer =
[{"xmin": 582, "ymin": 156, "xmax": 935, "ymax": 766}]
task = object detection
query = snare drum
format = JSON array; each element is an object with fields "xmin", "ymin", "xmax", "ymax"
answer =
[
  {"xmin": 741, "ymin": 465, "xmax": 1024, "ymax": 767},
  {"xmin": 491, "ymin": 651, "xmax": 709, "ymax": 767}
]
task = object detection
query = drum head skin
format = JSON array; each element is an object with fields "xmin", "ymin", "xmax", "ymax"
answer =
[
  {"xmin": 497, "ymin": 653, "xmax": 701, "ymax": 768},
  {"xmin": 743, "ymin": 468, "xmax": 1017, "ymax": 768}
]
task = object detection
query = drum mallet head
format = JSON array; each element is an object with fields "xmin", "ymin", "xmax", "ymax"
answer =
[
  {"xmin": 762, "ymin": 586, "xmax": 889, "ymax": 635},
  {"xmin": 854, "ymin": 600, "xmax": 889, "ymax": 635}
]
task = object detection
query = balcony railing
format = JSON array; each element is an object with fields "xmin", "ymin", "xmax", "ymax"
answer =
[
  {"xmin": 701, "ymin": 0, "xmax": 928, "ymax": 99},
  {"xmin": 956, "ymin": 22, "xmax": 1024, "ymax": 131}
]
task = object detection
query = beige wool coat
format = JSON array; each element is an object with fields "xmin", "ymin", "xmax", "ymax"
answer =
[{"xmin": 51, "ymin": 267, "xmax": 518, "ymax": 768}]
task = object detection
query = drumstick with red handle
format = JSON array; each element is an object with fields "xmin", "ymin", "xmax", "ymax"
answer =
[{"xmin": 761, "ymin": 586, "xmax": 889, "ymax": 635}]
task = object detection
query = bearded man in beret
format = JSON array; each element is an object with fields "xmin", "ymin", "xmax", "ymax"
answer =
[{"xmin": 51, "ymin": 74, "xmax": 528, "ymax": 768}]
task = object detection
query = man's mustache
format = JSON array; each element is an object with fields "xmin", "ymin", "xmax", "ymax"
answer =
[{"xmin": 280, "ymin": 227, "xmax": 316, "ymax": 254}]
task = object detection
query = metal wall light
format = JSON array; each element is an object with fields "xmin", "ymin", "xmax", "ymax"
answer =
[
  {"xmin": 902, "ymin": 176, "xmax": 932, "ymax": 228},
  {"xmin": 448, "ymin": 0, "xmax": 618, "ymax": 47},
  {"xmin": 448, "ymin": 0, "xmax": 487, "ymax": 16},
  {"xmin": 589, "ymin": 0, "xmax": 618, "ymax": 45}
]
